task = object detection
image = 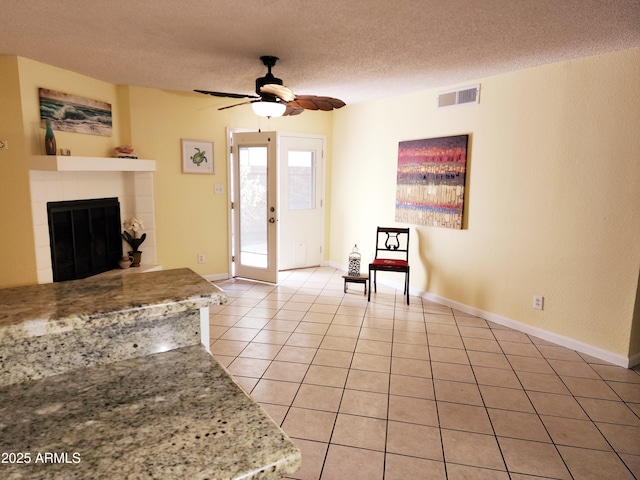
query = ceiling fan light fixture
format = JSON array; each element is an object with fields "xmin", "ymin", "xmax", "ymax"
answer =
[{"xmin": 252, "ymin": 101, "xmax": 286, "ymax": 118}]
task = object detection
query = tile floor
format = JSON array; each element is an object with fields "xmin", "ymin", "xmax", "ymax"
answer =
[{"xmin": 210, "ymin": 267, "xmax": 640, "ymax": 480}]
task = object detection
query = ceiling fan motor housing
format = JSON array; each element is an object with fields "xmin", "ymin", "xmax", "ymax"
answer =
[{"xmin": 256, "ymin": 55, "xmax": 283, "ymax": 102}]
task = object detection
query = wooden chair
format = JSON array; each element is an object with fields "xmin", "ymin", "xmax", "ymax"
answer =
[{"xmin": 368, "ymin": 227, "xmax": 410, "ymax": 305}]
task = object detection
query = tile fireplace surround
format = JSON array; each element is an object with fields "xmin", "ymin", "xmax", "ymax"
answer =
[{"xmin": 29, "ymin": 156, "xmax": 157, "ymax": 284}]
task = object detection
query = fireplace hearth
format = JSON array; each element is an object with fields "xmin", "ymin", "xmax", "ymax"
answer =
[{"xmin": 47, "ymin": 198, "xmax": 122, "ymax": 282}]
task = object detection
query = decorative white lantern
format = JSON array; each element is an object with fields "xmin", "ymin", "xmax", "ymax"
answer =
[{"xmin": 348, "ymin": 244, "xmax": 361, "ymax": 276}]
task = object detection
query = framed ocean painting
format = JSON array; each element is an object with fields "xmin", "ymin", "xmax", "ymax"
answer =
[
  {"xmin": 39, "ymin": 88, "xmax": 112, "ymax": 137},
  {"xmin": 181, "ymin": 139, "xmax": 214, "ymax": 174}
]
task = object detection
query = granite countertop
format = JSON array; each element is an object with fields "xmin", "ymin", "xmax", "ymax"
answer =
[
  {"xmin": 0, "ymin": 268, "xmax": 226, "ymax": 342},
  {"xmin": 0, "ymin": 344, "xmax": 301, "ymax": 479}
]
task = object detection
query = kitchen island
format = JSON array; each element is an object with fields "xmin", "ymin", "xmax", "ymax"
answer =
[{"xmin": 0, "ymin": 268, "xmax": 301, "ymax": 479}]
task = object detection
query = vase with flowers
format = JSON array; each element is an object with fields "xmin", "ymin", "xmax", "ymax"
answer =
[{"xmin": 122, "ymin": 217, "xmax": 146, "ymax": 267}]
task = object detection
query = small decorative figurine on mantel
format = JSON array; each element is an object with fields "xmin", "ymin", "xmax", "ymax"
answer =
[
  {"xmin": 114, "ymin": 145, "xmax": 138, "ymax": 159},
  {"xmin": 122, "ymin": 217, "xmax": 146, "ymax": 267}
]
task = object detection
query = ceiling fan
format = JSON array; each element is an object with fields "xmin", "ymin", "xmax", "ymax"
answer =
[{"xmin": 194, "ymin": 56, "xmax": 346, "ymax": 117}]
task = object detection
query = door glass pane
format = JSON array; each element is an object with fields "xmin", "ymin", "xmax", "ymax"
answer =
[
  {"xmin": 288, "ymin": 151, "xmax": 314, "ymax": 210},
  {"xmin": 239, "ymin": 145, "xmax": 268, "ymax": 268}
]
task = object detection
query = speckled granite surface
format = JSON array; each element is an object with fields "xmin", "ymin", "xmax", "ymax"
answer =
[
  {"xmin": 0, "ymin": 268, "xmax": 227, "ymax": 386},
  {"xmin": 0, "ymin": 268, "xmax": 226, "ymax": 341},
  {"xmin": 0, "ymin": 345, "xmax": 301, "ymax": 480}
]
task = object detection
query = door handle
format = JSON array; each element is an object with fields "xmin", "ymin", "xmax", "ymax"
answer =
[{"xmin": 269, "ymin": 218, "xmax": 276, "ymax": 223}]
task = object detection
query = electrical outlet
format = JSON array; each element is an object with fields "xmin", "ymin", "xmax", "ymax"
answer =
[
  {"xmin": 0, "ymin": 140, "xmax": 7, "ymax": 150},
  {"xmin": 533, "ymin": 295, "xmax": 544, "ymax": 310},
  {"xmin": 197, "ymin": 253, "xmax": 205, "ymax": 264}
]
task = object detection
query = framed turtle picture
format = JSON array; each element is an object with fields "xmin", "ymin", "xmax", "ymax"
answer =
[{"xmin": 181, "ymin": 139, "xmax": 214, "ymax": 174}]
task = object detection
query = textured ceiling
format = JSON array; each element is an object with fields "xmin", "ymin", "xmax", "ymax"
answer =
[{"xmin": 1, "ymin": 0, "xmax": 639, "ymax": 106}]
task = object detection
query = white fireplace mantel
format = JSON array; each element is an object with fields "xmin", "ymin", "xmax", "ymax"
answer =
[{"xmin": 30, "ymin": 155, "xmax": 156, "ymax": 172}]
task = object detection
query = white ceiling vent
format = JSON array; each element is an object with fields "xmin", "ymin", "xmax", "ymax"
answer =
[{"xmin": 437, "ymin": 84, "xmax": 480, "ymax": 109}]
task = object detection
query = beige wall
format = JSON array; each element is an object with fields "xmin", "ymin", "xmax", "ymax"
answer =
[
  {"xmin": 329, "ymin": 48, "xmax": 640, "ymax": 361},
  {"xmin": 1, "ymin": 49, "xmax": 638, "ymax": 364},
  {"xmin": 0, "ymin": 57, "xmax": 332, "ymax": 287}
]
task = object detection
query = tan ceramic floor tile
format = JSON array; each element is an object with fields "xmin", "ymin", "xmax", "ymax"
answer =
[
  {"xmin": 294, "ymin": 322, "xmax": 330, "ymax": 335},
  {"xmin": 466, "ymin": 350, "xmax": 511, "ymax": 369},
  {"xmin": 427, "ymin": 333, "xmax": 465, "ymax": 349},
  {"xmin": 288, "ymin": 439, "xmax": 328, "ymax": 480},
  {"xmin": 311, "ymin": 349, "xmax": 353, "ymax": 368},
  {"xmin": 445, "ymin": 464, "xmax": 509, "ymax": 480},
  {"xmin": 608, "ymin": 381, "xmax": 640, "ymax": 403},
  {"xmin": 275, "ymin": 345, "xmax": 317, "ymax": 364},
  {"xmin": 303, "ymin": 365, "xmax": 349, "ymax": 388},
  {"xmin": 429, "ymin": 346, "xmax": 469, "ymax": 364},
  {"xmin": 321, "ymin": 445, "xmax": 385, "ymax": 480},
  {"xmin": 431, "ymin": 362, "xmax": 475, "ymax": 383},
  {"xmin": 458, "ymin": 325, "xmax": 495, "ymax": 340},
  {"xmin": 351, "ymin": 352, "xmax": 391, "ymax": 373},
  {"xmin": 238, "ymin": 342, "xmax": 282, "ymax": 360},
  {"xmin": 386, "ymin": 421, "xmax": 443, "ymax": 460},
  {"xmin": 489, "ymin": 409, "xmax": 551, "ymax": 442},
  {"xmin": 251, "ymin": 379, "xmax": 300, "ymax": 406},
  {"xmin": 433, "ymin": 379, "xmax": 483, "ymax": 406},
  {"xmin": 391, "ymin": 343, "xmax": 429, "ymax": 360},
  {"xmin": 264, "ymin": 319, "xmax": 300, "ymax": 333},
  {"xmin": 282, "ymin": 407, "xmax": 336, "ymax": 442},
  {"xmin": 527, "ymin": 391, "xmax": 589, "ymax": 419},
  {"xmin": 438, "ymin": 402, "xmax": 493, "ymax": 434},
  {"xmin": 285, "ymin": 332, "xmax": 324, "ymax": 348},
  {"xmin": 252, "ymin": 330, "xmax": 291, "ymax": 345},
  {"xmin": 441, "ymin": 429, "xmax": 505, "ymax": 470},
  {"xmin": 577, "ymin": 397, "xmax": 640, "ymax": 425},
  {"xmin": 345, "ymin": 370, "xmax": 390, "ymax": 393},
  {"xmin": 390, "ymin": 374, "xmax": 434, "ymax": 399},
  {"xmin": 226, "ymin": 357, "xmax": 271, "ymax": 378},
  {"xmin": 384, "ymin": 454, "xmax": 446, "ymax": 480},
  {"xmin": 339, "ymin": 389, "xmax": 388, "ymax": 418},
  {"xmin": 259, "ymin": 403, "xmax": 288, "ymax": 426},
  {"xmin": 263, "ymin": 361, "xmax": 309, "ymax": 383},
  {"xmin": 210, "ymin": 339, "xmax": 248, "ymax": 357},
  {"xmin": 388, "ymin": 395, "xmax": 438, "ymax": 426},
  {"xmin": 319, "ymin": 336, "xmax": 357, "ymax": 352},
  {"xmin": 462, "ymin": 337, "xmax": 503, "ymax": 353},
  {"xmin": 391, "ymin": 357, "xmax": 431, "ymax": 378},
  {"xmin": 479, "ymin": 385, "xmax": 535, "ymax": 412},
  {"xmin": 213, "ymin": 270, "xmax": 640, "ymax": 480},
  {"xmin": 331, "ymin": 413, "xmax": 387, "ymax": 451},
  {"xmin": 292, "ymin": 384, "xmax": 343, "ymax": 412},
  {"xmin": 393, "ymin": 330, "xmax": 427, "ymax": 345},
  {"xmin": 596, "ymin": 423, "xmax": 640, "ymax": 455},
  {"xmin": 355, "ymin": 338, "xmax": 392, "ymax": 356},
  {"xmin": 562, "ymin": 376, "xmax": 619, "ymax": 400},
  {"xmin": 507, "ymin": 355, "xmax": 554, "ymax": 374},
  {"xmin": 498, "ymin": 437, "xmax": 571, "ymax": 479},
  {"xmin": 516, "ymin": 371, "xmax": 571, "ymax": 395},
  {"xmin": 558, "ymin": 445, "xmax": 636, "ymax": 480}
]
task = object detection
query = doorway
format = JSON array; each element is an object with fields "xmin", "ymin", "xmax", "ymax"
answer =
[{"xmin": 229, "ymin": 131, "xmax": 326, "ymax": 283}]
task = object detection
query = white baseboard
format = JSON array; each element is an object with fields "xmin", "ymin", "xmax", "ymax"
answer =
[
  {"xmin": 326, "ymin": 261, "xmax": 634, "ymax": 368},
  {"xmin": 205, "ymin": 273, "xmax": 230, "ymax": 282}
]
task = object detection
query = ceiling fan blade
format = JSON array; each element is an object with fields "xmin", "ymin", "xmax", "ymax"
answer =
[
  {"xmin": 260, "ymin": 84, "xmax": 295, "ymax": 102},
  {"xmin": 289, "ymin": 95, "xmax": 346, "ymax": 111},
  {"xmin": 283, "ymin": 105, "xmax": 305, "ymax": 116},
  {"xmin": 218, "ymin": 99, "xmax": 259, "ymax": 111},
  {"xmin": 194, "ymin": 89, "xmax": 259, "ymax": 100}
]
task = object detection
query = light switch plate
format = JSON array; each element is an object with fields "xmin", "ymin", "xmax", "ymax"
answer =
[{"xmin": 214, "ymin": 184, "xmax": 224, "ymax": 195}]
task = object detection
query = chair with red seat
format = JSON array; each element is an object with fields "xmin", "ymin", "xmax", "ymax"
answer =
[{"xmin": 368, "ymin": 227, "xmax": 410, "ymax": 305}]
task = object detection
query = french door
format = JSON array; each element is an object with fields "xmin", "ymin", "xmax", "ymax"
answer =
[
  {"xmin": 231, "ymin": 131, "xmax": 278, "ymax": 283},
  {"xmin": 278, "ymin": 135, "xmax": 325, "ymax": 270}
]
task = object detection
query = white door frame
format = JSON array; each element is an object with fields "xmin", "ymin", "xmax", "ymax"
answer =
[{"xmin": 226, "ymin": 129, "xmax": 326, "ymax": 281}]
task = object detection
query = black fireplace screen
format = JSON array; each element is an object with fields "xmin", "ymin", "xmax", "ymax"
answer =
[{"xmin": 47, "ymin": 198, "xmax": 122, "ymax": 282}]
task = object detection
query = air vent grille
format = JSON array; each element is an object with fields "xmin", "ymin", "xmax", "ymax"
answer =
[{"xmin": 437, "ymin": 84, "xmax": 480, "ymax": 109}]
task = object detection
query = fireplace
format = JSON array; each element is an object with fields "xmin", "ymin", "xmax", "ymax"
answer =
[{"xmin": 47, "ymin": 198, "xmax": 122, "ymax": 282}]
